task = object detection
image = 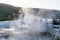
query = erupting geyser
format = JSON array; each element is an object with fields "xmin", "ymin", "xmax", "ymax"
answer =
[{"xmin": 10, "ymin": 8, "xmax": 55, "ymax": 33}]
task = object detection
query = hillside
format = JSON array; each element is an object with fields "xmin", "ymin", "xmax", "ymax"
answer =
[
  {"xmin": 0, "ymin": 3, "xmax": 19, "ymax": 21},
  {"xmin": 0, "ymin": 3, "xmax": 60, "ymax": 21}
]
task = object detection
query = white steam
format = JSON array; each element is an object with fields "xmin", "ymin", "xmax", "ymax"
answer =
[{"xmin": 0, "ymin": 8, "xmax": 55, "ymax": 40}]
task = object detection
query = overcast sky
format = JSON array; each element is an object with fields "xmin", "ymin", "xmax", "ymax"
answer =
[{"xmin": 0, "ymin": 0, "xmax": 60, "ymax": 10}]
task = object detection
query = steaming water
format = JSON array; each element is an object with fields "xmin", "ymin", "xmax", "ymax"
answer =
[{"xmin": 0, "ymin": 8, "xmax": 52, "ymax": 40}]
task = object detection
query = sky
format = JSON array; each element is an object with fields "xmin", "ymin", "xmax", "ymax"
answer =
[{"xmin": 0, "ymin": 0, "xmax": 60, "ymax": 10}]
